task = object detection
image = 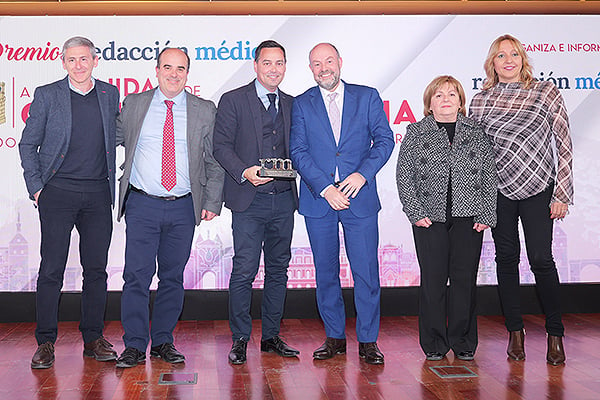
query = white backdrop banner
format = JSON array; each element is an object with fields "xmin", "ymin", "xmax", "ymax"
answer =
[{"xmin": 0, "ymin": 15, "xmax": 599, "ymax": 291}]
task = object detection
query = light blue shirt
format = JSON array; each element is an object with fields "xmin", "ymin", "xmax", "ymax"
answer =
[
  {"xmin": 255, "ymin": 79, "xmax": 279, "ymax": 112},
  {"xmin": 130, "ymin": 89, "xmax": 190, "ymax": 196}
]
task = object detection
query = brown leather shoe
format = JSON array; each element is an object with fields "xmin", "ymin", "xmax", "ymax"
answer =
[
  {"xmin": 31, "ymin": 342, "xmax": 55, "ymax": 369},
  {"xmin": 359, "ymin": 342, "xmax": 384, "ymax": 365},
  {"xmin": 83, "ymin": 337, "xmax": 117, "ymax": 361},
  {"xmin": 507, "ymin": 329, "xmax": 525, "ymax": 361},
  {"xmin": 313, "ymin": 337, "xmax": 346, "ymax": 360},
  {"xmin": 547, "ymin": 335, "xmax": 566, "ymax": 365}
]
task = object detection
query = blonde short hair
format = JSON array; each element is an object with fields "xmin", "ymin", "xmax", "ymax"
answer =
[
  {"xmin": 423, "ymin": 75, "xmax": 466, "ymax": 117},
  {"xmin": 482, "ymin": 34, "xmax": 534, "ymax": 90}
]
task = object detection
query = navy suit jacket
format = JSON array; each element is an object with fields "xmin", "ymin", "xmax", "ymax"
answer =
[
  {"xmin": 19, "ymin": 76, "xmax": 120, "ymax": 203},
  {"xmin": 290, "ymin": 82, "xmax": 394, "ymax": 218},
  {"xmin": 213, "ymin": 80, "xmax": 298, "ymax": 213}
]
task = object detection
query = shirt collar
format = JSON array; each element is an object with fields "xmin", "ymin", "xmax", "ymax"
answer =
[
  {"xmin": 255, "ymin": 79, "xmax": 278, "ymax": 101},
  {"xmin": 68, "ymin": 77, "xmax": 95, "ymax": 96},
  {"xmin": 318, "ymin": 80, "xmax": 344, "ymax": 103},
  {"xmin": 156, "ymin": 88, "xmax": 187, "ymax": 106}
]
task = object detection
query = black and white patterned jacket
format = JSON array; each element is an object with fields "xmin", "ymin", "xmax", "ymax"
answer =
[{"xmin": 396, "ymin": 114, "xmax": 497, "ymax": 227}]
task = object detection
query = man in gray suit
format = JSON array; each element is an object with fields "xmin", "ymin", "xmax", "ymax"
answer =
[
  {"xmin": 115, "ymin": 47, "xmax": 224, "ymax": 368},
  {"xmin": 19, "ymin": 36, "xmax": 120, "ymax": 369}
]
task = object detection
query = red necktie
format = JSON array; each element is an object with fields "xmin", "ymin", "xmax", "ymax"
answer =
[{"xmin": 161, "ymin": 100, "xmax": 176, "ymax": 191}]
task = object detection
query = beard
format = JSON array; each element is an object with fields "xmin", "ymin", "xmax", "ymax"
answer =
[{"xmin": 315, "ymin": 70, "xmax": 340, "ymax": 91}]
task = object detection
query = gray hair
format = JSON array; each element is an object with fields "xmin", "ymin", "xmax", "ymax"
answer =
[{"xmin": 62, "ymin": 36, "xmax": 97, "ymax": 60}]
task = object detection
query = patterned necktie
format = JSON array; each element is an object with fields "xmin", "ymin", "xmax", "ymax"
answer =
[
  {"xmin": 161, "ymin": 100, "xmax": 176, "ymax": 191},
  {"xmin": 328, "ymin": 92, "xmax": 341, "ymax": 144},
  {"xmin": 267, "ymin": 93, "xmax": 278, "ymax": 122}
]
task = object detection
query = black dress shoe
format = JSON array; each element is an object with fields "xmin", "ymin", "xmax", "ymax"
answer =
[
  {"xmin": 84, "ymin": 337, "xmax": 117, "ymax": 361},
  {"xmin": 313, "ymin": 337, "xmax": 346, "ymax": 360},
  {"xmin": 229, "ymin": 338, "xmax": 248, "ymax": 365},
  {"xmin": 31, "ymin": 342, "xmax": 55, "ymax": 369},
  {"xmin": 507, "ymin": 329, "xmax": 525, "ymax": 361},
  {"xmin": 425, "ymin": 352, "xmax": 445, "ymax": 361},
  {"xmin": 455, "ymin": 351, "xmax": 475, "ymax": 361},
  {"xmin": 150, "ymin": 343, "xmax": 185, "ymax": 363},
  {"xmin": 359, "ymin": 342, "xmax": 384, "ymax": 365},
  {"xmin": 261, "ymin": 336, "xmax": 300, "ymax": 357},
  {"xmin": 116, "ymin": 347, "xmax": 145, "ymax": 368}
]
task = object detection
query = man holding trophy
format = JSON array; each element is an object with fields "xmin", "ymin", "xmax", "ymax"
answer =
[{"xmin": 213, "ymin": 40, "xmax": 299, "ymax": 365}]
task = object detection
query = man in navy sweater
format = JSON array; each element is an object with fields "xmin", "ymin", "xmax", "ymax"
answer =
[{"xmin": 19, "ymin": 36, "xmax": 120, "ymax": 369}]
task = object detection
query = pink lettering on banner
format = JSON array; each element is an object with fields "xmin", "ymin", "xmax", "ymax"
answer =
[
  {"xmin": 107, "ymin": 78, "xmax": 203, "ymax": 96},
  {"xmin": 123, "ymin": 78, "xmax": 139, "ymax": 96},
  {"xmin": 141, "ymin": 79, "xmax": 154, "ymax": 92},
  {"xmin": 0, "ymin": 42, "xmax": 61, "ymax": 61},
  {"xmin": 108, "ymin": 78, "xmax": 155, "ymax": 95},
  {"xmin": 522, "ymin": 43, "xmax": 558, "ymax": 53},
  {"xmin": 0, "ymin": 137, "xmax": 17, "ymax": 148},
  {"xmin": 186, "ymin": 86, "xmax": 202, "ymax": 96},
  {"xmin": 393, "ymin": 100, "xmax": 416, "ymax": 125},
  {"xmin": 383, "ymin": 100, "xmax": 416, "ymax": 125},
  {"xmin": 523, "ymin": 42, "xmax": 600, "ymax": 53},
  {"xmin": 566, "ymin": 43, "xmax": 600, "ymax": 52}
]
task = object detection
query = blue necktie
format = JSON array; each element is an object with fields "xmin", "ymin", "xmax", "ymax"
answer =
[{"xmin": 267, "ymin": 93, "xmax": 277, "ymax": 122}]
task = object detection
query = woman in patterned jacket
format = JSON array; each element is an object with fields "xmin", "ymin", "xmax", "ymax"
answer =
[
  {"xmin": 396, "ymin": 76, "xmax": 497, "ymax": 362},
  {"xmin": 470, "ymin": 35, "xmax": 573, "ymax": 366}
]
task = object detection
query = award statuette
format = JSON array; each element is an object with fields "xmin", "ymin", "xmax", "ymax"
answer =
[{"xmin": 258, "ymin": 158, "xmax": 297, "ymax": 179}]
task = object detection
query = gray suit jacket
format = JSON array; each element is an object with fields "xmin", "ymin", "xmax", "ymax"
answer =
[
  {"xmin": 19, "ymin": 76, "xmax": 119, "ymax": 203},
  {"xmin": 116, "ymin": 88, "xmax": 224, "ymax": 225}
]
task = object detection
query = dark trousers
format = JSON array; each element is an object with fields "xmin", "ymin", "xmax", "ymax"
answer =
[
  {"xmin": 412, "ymin": 217, "xmax": 483, "ymax": 355},
  {"xmin": 229, "ymin": 191, "xmax": 295, "ymax": 341},
  {"xmin": 493, "ymin": 187, "xmax": 564, "ymax": 336},
  {"xmin": 35, "ymin": 183, "xmax": 112, "ymax": 345},
  {"xmin": 121, "ymin": 191, "xmax": 195, "ymax": 352},
  {"xmin": 305, "ymin": 209, "xmax": 381, "ymax": 343}
]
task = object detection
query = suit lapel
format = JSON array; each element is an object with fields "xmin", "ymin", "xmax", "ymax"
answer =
[
  {"xmin": 246, "ymin": 82, "xmax": 264, "ymax": 156},
  {"xmin": 95, "ymin": 81, "xmax": 111, "ymax": 150},
  {"xmin": 127, "ymin": 89, "xmax": 154, "ymax": 165},
  {"xmin": 309, "ymin": 88, "xmax": 337, "ymax": 147},
  {"xmin": 280, "ymin": 91, "xmax": 293, "ymax": 157},
  {"xmin": 57, "ymin": 77, "xmax": 72, "ymax": 146},
  {"xmin": 186, "ymin": 92, "xmax": 200, "ymax": 160},
  {"xmin": 135, "ymin": 89, "xmax": 154, "ymax": 137},
  {"xmin": 340, "ymin": 83, "xmax": 357, "ymax": 145}
]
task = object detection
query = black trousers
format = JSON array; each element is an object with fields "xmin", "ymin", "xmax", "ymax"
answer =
[
  {"xmin": 412, "ymin": 216, "xmax": 483, "ymax": 355},
  {"xmin": 493, "ymin": 187, "xmax": 564, "ymax": 336},
  {"xmin": 35, "ymin": 183, "xmax": 112, "ymax": 345}
]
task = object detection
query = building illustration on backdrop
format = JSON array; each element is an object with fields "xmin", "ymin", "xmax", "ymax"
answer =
[
  {"xmin": 175, "ymin": 225, "xmax": 580, "ymax": 289},
  {"xmin": 0, "ymin": 214, "xmax": 31, "ymax": 290},
  {"xmin": 1, "ymin": 212, "xmax": 599, "ymax": 291}
]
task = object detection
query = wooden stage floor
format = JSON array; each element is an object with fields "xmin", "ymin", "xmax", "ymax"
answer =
[{"xmin": 0, "ymin": 314, "xmax": 599, "ymax": 399}]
